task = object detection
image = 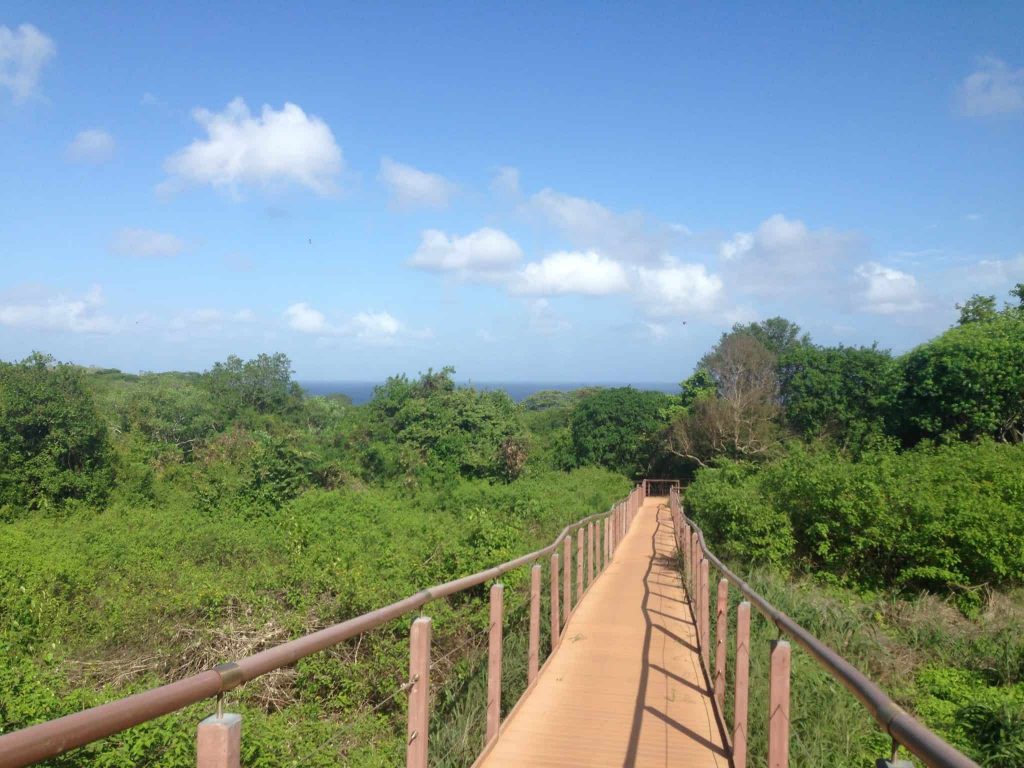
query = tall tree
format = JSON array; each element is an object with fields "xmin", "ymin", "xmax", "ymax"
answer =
[{"xmin": 667, "ymin": 334, "xmax": 781, "ymax": 467}]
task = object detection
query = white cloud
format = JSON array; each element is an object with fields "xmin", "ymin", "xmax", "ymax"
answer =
[
  {"xmin": 408, "ymin": 228, "xmax": 523, "ymax": 279},
  {"xmin": 717, "ymin": 214, "xmax": 857, "ymax": 297},
  {"xmin": 854, "ymin": 262, "xmax": 926, "ymax": 314},
  {"xmin": 66, "ymin": 129, "xmax": 115, "ymax": 164},
  {"xmin": 636, "ymin": 263, "xmax": 724, "ymax": 316},
  {"xmin": 957, "ymin": 56, "xmax": 1024, "ymax": 117},
  {"xmin": 524, "ymin": 188, "xmax": 677, "ymax": 265},
  {"xmin": 0, "ymin": 24, "xmax": 55, "ymax": 103},
  {"xmin": 513, "ymin": 251, "xmax": 629, "ymax": 296},
  {"xmin": 0, "ymin": 285, "xmax": 117, "ymax": 333},
  {"xmin": 491, "ymin": 166, "xmax": 521, "ymax": 198},
  {"xmin": 284, "ymin": 304, "xmax": 412, "ymax": 345},
  {"xmin": 161, "ymin": 98, "xmax": 343, "ymax": 196},
  {"xmin": 110, "ymin": 228, "xmax": 185, "ymax": 259},
  {"xmin": 347, "ymin": 311, "xmax": 402, "ymax": 343},
  {"xmin": 379, "ymin": 157, "xmax": 456, "ymax": 209},
  {"xmin": 285, "ymin": 302, "xmax": 330, "ymax": 334}
]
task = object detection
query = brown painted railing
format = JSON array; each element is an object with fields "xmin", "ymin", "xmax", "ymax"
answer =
[
  {"xmin": 668, "ymin": 486, "xmax": 980, "ymax": 768},
  {"xmin": 0, "ymin": 484, "xmax": 649, "ymax": 768}
]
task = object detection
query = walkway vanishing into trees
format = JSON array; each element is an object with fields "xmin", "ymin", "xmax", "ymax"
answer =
[{"xmin": 475, "ymin": 496, "xmax": 726, "ymax": 767}]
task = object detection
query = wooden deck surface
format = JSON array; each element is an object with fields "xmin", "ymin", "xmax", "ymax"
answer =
[{"xmin": 475, "ymin": 497, "xmax": 730, "ymax": 768}]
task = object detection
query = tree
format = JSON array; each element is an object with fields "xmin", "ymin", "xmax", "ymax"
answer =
[
  {"xmin": 366, "ymin": 368, "xmax": 528, "ymax": 481},
  {"xmin": 202, "ymin": 353, "xmax": 303, "ymax": 420},
  {"xmin": 726, "ymin": 316, "xmax": 810, "ymax": 357},
  {"xmin": 899, "ymin": 311, "xmax": 1024, "ymax": 444},
  {"xmin": 569, "ymin": 388, "xmax": 671, "ymax": 477},
  {"xmin": 0, "ymin": 353, "xmax": 113, "ymax": 510},
  {"xmin": 957, "ymin": 294, "xmax": 998, "ymax": 325},
  {"xmin": 779, "ymin": 343, "xmax": 900, "ymax": 449},
  {"xmin": 666, "ymin": 334, "xmax": 781, "ymax": 467}
]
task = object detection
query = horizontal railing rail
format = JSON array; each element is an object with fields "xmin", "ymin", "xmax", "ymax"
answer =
[
  {"xmin": 669, "ymin": 486, "xmax": 980, "ymax": 768},
  {"xmin": 0, "ymin": 484, "xmax": 648, "ymax": 768}
]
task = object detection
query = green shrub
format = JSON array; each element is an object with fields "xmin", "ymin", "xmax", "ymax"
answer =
[{"xmin": 684, "ymin": 459, "xmax": 794, "ymax": 566}]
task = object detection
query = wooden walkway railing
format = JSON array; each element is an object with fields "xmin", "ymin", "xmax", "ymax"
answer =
[
  {"xmin": 0, "ymin": 485, "xmax": 649, "ymax": 768},
  {"xmin": 668, "ymin": 486, "xmax": 980, "ymax": 768},
  {"xmin": 0, "ymin": 481, "xmax": 983, "ymax": 768}
]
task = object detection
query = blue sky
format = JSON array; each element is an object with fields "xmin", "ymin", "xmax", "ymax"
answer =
[{"xmin": 1, "ymin": 2, "xmax": 1022, "ymax": 381}]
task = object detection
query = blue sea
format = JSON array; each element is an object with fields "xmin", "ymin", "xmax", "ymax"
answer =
[{"xmin": 300, "ymin": 380, "xmax": 679, "ymax": 404}]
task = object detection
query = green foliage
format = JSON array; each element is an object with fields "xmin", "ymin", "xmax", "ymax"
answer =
[
  {"xmin": 780, "ymin": 343, "xmax": 900, "ymax": 451},
  {"xmin": 958, "ymin": 294, "xmax": 1000, "ymax": 325},
  {"xmin": 202, "ymin": 353, "xmax": 303, "ymax": 421},
  {"xmin": 569, "ymin": 387, "xmax": 671, "ymax": 477},
  {"xmin": 726, "ymin": 315, "xmax": 810, "ymax": 357},
  {"xmin": 364, "ymin": 368, "xmax": 528, "ymax": 482},
  {"xmin": 0, "ymin": 353, "xmax": 113, "ymax": 512},
  {"xmin": 0, "ymin": 468, "xmax": 628, "ymax": 766},
  {"xmin": 688, "ymin": 440, "xmax": 1024, "ymax": 592},
  {"xmin": 684, "ymin": 460, "xmax": 794, "ymax": 566},
  {"xmin": 899, "ymin": 310, "xmax": 1024, "ymax": 444}
]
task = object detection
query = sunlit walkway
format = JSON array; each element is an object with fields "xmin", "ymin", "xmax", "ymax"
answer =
[{"xmin": 475, "ymin": 497, "xmax": 729, "ymax": 767}]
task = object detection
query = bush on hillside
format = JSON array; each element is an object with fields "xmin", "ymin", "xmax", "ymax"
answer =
[
  {"xmin": 0, "ymin": 353, "xmax": 113, "ymax": 513},
  {"xmin": 686, "ymin": 440, "xmax": 1024, "ymax": 591}
]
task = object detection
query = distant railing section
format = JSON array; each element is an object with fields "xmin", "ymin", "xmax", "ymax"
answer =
[
  {"xmin": 642, "ymin": 477, "xmax": 679, "ymax": 497},
  {"xmin": 668, "ymin": 485, "xmax": 980, "ymax": 768},
  {"xmin": 0, "ymin": 485, "xmax": 650, "ymax": 768}
]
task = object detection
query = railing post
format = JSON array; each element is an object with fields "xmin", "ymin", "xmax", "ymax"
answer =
[
  {"xmin": 196, "ymin": 713, "xmax": 241, "ymax": 768},
  {"xmin": 550, "ymin": 553, "xmax": 560, "ymax": 649},
  {"xmin": 406, "ymin": 616, "xmax": 431, "ymax": 768},
  {"xmin": 768, "ymin": 640, "xmax": 791, "ymax": 768},
  {"xmin": 528, "ymin": 565, "xmax": 541, "ymax": 685},
  {"xmin": 486, "ymin": 583, "xmax": 504, "ymax": 745},
  {"xmin": 699, "ymin": 558, "xmax": 710, "ymax": 671},
  {"xmin": 576, "ymin": 529, "xmax": 584, "ymax": 604},
  {"xmin": 683, "ymin": 522, "xmax": 691, "ymax": 578},
  {"xmin": 563, "ymin": 537, "xmax": 572, "ymax": 619},
  {"xmin": 589, "ymin": 521, "xmax": 596, "ymax": 585},
  {"xmin": 690, "ymin": 531, "xmax": 700, "ymax": 610},
  {"xmin": 734, "ymin": 602, "xmax": 751, "ymax": 768},
  {"xmin": 714, "ymin": 579, "xmax": 728, "ymax": 712},
  {"xmin": 604, "ymin": 517, "xmax": 610, "ymax": 567}
]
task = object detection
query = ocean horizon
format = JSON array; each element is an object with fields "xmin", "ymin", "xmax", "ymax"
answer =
[{"xmin": 300, "ymin": 380, "xmax": 680, "ymax": 404}]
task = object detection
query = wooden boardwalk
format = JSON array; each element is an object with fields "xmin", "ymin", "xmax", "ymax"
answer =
[{"xmin": 475, "ymin": 497, "xmax": 730, "ymax": 768}]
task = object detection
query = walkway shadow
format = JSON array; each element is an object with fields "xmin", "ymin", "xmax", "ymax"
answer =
[{"xmin": 622, "ymin": 503, "xmax": 730, "ymax": 767}]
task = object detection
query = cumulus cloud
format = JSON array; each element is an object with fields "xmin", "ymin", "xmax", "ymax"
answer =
[
  {"xmin": 636, "ymin": 263, "xmax": 724, "ymax": 316},
  {"xmin": 512, "ymin": 251, "xmax": 629, "ymax": 296},
  {"xmin": 0, "ymin": 285, "xmax": 117, "ymax": 333},
  {"xmin": 66, "ymin": 129, "xmax": 115, "ymax": 164},
  {"xmin": 161, "ymin": 98, "xmax": 343, "ymax": 196},
  {"xmin": 717, "ymin": 214, "xmax": 857, "ymax": 297},
  {"xmin": 524, "ymin": 188, "xmax": 679, "ymax": 265},
  {"xmin": 408, "ymin": 228, "xmax": 523, "ymax": 279},
  {"xmin": 957, "ymin": 57, "xmax": 1024, "ymax": 117},
  {"xmin": 0, "ymin": 24, "xmax": 55, "ymax": 103},
  {"xmin": 110, "ymin": 228, "xmax": 185, "ymax": 258},
  {"xmin": 854, "ymin": 262, "xmax": 926, "ymax": 314},
  {"xmin": 284, "ymin": 303, "xmax": 414, "ymax": 345},
  {"xmin": 379, "ymin": 157, "xmax": 456, "ymax": 209}
]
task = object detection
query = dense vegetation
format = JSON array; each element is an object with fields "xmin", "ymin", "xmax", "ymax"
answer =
[
  {"xmin": 679, "ymin": 285, "xmax": 1024, "ymax": 766},
  {"xmin": 1, "ymin": 283, "xmax": 1022, "ymax": 766}
]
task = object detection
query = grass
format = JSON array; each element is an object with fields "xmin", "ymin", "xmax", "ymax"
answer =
[{"xmin": 702, "ymin": 565, "xmax": 1024, "ymax": 767}]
